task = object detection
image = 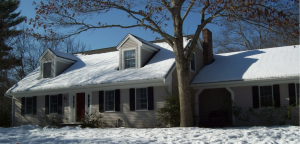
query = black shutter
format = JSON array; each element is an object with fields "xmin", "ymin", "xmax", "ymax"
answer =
[
  {"xmin": 58, "ymin": 94, "xmax": 63, "ymax": 114},
  {"xmin": 45, "ymin": 95, "xmax": 49, "ymax": 114},
  {"xmin": 99, "ymin": 91, "xmax": 104, "ymax": 112},
  {"xmin": 21, "ymin": 97, "xmax": 25, "ymax": 115},
  {"xmin": 288, "ymin": 83, "xmax": 296, "ymax": 106},
  {"xmin": 252, "ymin": 86, "xmax": 259, "ymax": 108},
  {"xmin": 115, "ymin": 89, "xmax": 121, "ymax": 111},
  {"xmin": 33, "ymin": 96, "xmax": 37, "ymax": 115},
  {"xmin": 148, "ymin": 87, "xmax": 154, "ymax": 110},
  {"xmin": 273, "ymin": 85, "xmax": 280, "ymax": 107},
  {"xmin": 129, "ymin": 88, "xmax": 135, "ymax": 111}
]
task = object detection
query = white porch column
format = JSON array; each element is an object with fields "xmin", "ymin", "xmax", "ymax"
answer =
[
  {"xmin": 194, "ymin": 88, "xmax": 204, "ymax": 126},
  {"xmin": 226, "ymin": 87, "xmax": 235, "ymax": 126}
]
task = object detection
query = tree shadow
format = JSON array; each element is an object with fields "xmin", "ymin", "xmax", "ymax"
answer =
[{"xmin": 193, "ymin": 50, "xmax": 266, "ymax": 83}]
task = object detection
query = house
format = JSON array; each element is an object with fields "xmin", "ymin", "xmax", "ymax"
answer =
[
  {"xmin": 191, "ymin": 44, "xmax": 300, "ymax": 126},
  {"xmin": 4, "ymin": 28, "xmax": 300, "ymax": 127}
]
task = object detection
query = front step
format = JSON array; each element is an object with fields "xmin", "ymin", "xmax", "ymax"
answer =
[{"xmin": 57, "ymin": 123, "xmax": 91, "ymax": 128}]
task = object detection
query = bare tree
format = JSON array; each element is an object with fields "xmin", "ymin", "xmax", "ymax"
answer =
[
  {"xmin": 27, "ymin": 0, "xmax": 299, "ymax": 127},
  {"xmin": 214, "ymin": 18, "xmax": 298, "ymax": 54}
]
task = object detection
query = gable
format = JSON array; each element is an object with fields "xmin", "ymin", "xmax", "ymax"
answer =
[
  {"xmin": 41, "ymin": 52, "xmax": 54, "ymax": 62},
  {"xmin": 120, "ymin": 38, "xmax": 138, "ymax": 49}
]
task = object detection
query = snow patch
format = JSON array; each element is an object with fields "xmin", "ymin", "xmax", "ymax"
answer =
[{"xmin": 0, "ymin": 125, "xmax": 299, "ymax": 143}]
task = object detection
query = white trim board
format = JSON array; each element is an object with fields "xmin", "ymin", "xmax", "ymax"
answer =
[{"xmin": 191, "ymin": 77, "xmax": 299, "ymax": 89}]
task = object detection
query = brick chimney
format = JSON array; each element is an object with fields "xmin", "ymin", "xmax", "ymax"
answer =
[{"xmin": 202, "ymin": 28, "xmax": 214, "ymax": 65}]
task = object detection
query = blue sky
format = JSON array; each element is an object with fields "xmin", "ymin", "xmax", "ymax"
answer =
[{"xmin": 18, "ymin": 0, "xmax": 220, "ymax": 51}]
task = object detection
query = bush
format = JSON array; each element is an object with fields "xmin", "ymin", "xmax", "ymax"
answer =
[
  {"xmin": 81, "ymin": 111, "xmax": 123, "ymax": 128},
  {"xmin": 157, "ymin": 93, "xmax": 180, "ymax": 127},
  {"xmin": 41, "ymin": 114, "xmax": 63, "ymax": 127},
  {"xmin": 0, "ymin": 108, "xmax": 11, "ymax": 127},
  {"xmin": 0, "ymin": 97, "xmax": 11, "ymax": 127},
  {"xmin": 232, "ymin": 104, "xmax": 296, "ymax": 126}
]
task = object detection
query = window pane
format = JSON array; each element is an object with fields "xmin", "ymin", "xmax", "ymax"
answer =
[
  {"xmin": 260, "ymin": 86, "xmax": 273, "ymax": 107},
  {"xmin": 190, "ymin": 53, "xmax": 195, "ymax": 71},
  {"xmin": 50, "ymin": 95, "xmax": 58, "ymax": 113},
  {"xmin": 43, "ymin": 62, "xmax": 52, "ymax": 78},
  {"xmin": 105, "ymin": 91, "xmax": 115, "ymax": 111},
  {"xmin": 136, "ymin": 88, "xmax": 147, "ymax": 110},
  {"xmin": 124, "ymin": 50, "xmax": 135, "ymax": 69},
  {"xmin": 25, "ymin": 97, "xmax": 33, "ymax": 114}
]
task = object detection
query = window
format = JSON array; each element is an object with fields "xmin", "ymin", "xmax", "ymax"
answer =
[
  {"xmin": 105, "ymin": 90, "xmax": 115, "ymax": 111},
  {"xmin": 260, "ymin": 86, "xmax": 273, "ymax": 107},
  {"xmin": 136, "ymin": 88, "xmax": 147, "ymax": 110},
  {"xmin": 43, "ymin": 62, "xmax": 52, "ymax": 78},
  {"xmin": 190, "ymin": 52, "xmax": 196, "ymax": 71},
  {"xmin": 124, "ymin": 50, "xmax": 135, "ymax": 69},
  {"xmin": 50, "ymin": 95, "xmax": 58, "ymax": 113},
  {"xmin": 25, "ymin": 97, "xmax": 33, "ymax": 114}
]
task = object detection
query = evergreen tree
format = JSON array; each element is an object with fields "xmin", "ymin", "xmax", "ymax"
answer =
[
  {"xmin": 0, "ymin": 0, "xmax": 26, "ymax": 71},
  {"xmin": 0, "ymin": 0, "xmax": 25, "ymax": 95},
  {"xmin": 0, "ymin": 0, "xmax": 25, "ymax": 127}
]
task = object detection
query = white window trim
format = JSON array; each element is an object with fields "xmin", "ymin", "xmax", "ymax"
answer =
[
  {"xmin": 190, "ymin": 52, "xmax": 196, "ymax": 72},
  {"xmin": 258, "ymin": 85, "xmax": 274, "ymax": 108},
  {"xmin": 24, "ymin": 97, "xmax": 33, "ymax": 115},
  {"xmin": 49, "ymin": 95, "xmax": 58, "ymax": 114},
  {"xmin": 104, "ymin": 90, "xmax": 115, "ymax": 112},
  {"xmin": 135, "ymin": 88, "xmax": 148, "ymax": 111},
  {"xmin": 122, "ymin": 48, "xmax": 137, "ymax": 70},
  {"xmin": 42, "ymin": 61, "xmax": 53, "ymax": 78}
]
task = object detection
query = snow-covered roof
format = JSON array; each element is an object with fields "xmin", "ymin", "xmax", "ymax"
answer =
[
  {"xmin": 192, "ymin": 45, "xmax": 300, "ymax": 84},
  {"xmin": 49, "ymin": 49, "xmax": 78, "ymax": 61},
  {"xmin": 131, "ymin": 34, "xmax": 162, "ymax": 49},
  {"xmin": 6, "ymin": 42, "xmax": 175, "ymax": 94}
]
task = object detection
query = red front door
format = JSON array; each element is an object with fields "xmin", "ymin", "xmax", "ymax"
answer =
[{"xmin": 76, "ymin": 93, "xmax": 85, "ymax": 122}]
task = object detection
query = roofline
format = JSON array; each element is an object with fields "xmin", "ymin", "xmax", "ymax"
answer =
[
  {"xmin": 38, "ymin": 49, "xmax": 77, "ymax": 62},
  {"xmin": 6, "ymin": 78, "xmax": 167, "ymax": 97},
  {"xmin": 191, "ymin": 77, "xmax": 299, "ymax": 89},
  {"xmin": 49, "ymin": 49, "xmax": 77, "ymax": 61}
]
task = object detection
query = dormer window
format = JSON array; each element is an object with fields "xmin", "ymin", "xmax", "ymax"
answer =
[
  {"xmin": 124, "ymin": 50, "xmax": 136, "ymax": 69},
  {"xmin": 116, "ymin": 34, "xmax": 160, "ymax": 70},
  {"xmin": 43, "ymin": 62, "xmax": 52, "ymax": 78},
  {"xmin": 39, "ymin": 49, "xmax": 77, "ymax": 79}
]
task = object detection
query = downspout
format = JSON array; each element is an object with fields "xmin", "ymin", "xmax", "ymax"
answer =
[{"xmin": 4, "ymin": 93, "xmax": 14, "ymax": 127}]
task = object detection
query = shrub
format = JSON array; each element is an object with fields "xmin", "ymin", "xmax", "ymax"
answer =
[
  {"xmin": 41, "ymin": 114, "xmax": 63, "ymax": 127},
  {"xmin": 157, "ymin": 93, "xmax": 180, "ymax": 127},
  {"xmin": 81, "ymin": 111, "xmax": 108, "ymax": 128},
  {"xmin": 0, "ymin": 108, "xmax": 11, "ymax": 127}
]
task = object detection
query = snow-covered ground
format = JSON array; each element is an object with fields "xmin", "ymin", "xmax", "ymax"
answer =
[{"xmin": 0, "ymin": 125, "xmax": 299, "ymax": 143}]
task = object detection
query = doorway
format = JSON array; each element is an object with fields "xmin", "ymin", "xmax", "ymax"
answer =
[
  {"xmin": 76, "ymin": 93, "xmax": 85, "ymax": 122},
  {"xmin": 198, "ymin": 88, "xmax": 232, "ymax": 127}
]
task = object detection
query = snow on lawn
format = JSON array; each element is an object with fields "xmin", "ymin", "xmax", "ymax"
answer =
[{"xmin": 0, "ymin": 125, "xmax": 299, "ymax": 143}]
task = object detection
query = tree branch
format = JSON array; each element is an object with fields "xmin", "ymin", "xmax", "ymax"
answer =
[{"xmin": 182, "ymin": 0, "xmax": 195, "ymax": 22}]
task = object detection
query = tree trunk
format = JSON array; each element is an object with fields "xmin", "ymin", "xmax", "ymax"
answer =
[
  {"xmin": 175, "ymin": 54, "xmax": 194, "ymax": 127},
  {"xmin": 170, "ymin": 0, "xmax": 194, "ymax": 127}
]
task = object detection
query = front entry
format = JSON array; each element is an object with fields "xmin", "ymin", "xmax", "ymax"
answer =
[
  {"xmin": 198, "ymin": 88, "xmax": 232, "ymax": 127},
  {"xmin": 76, "ymin": 93, "xmax": 85, "ymax": 122}
]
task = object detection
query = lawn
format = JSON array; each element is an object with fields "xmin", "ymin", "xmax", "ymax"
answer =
[{"xmin": 0, "ymin": 125, "xmax": 299, "ymax": 143}]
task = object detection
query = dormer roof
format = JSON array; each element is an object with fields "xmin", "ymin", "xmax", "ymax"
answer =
[
  {"xmin": 116, "ymin": 34, "xmax": 159, "ymax": 51},
  {"xmin": 38, "ymin": 48, "xmax": 78, "ymax": 62}
]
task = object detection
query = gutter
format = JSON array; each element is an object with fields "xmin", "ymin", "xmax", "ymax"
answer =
[
  {"xmin": 191, "ymin": 77, "xmax": 299, "ymax": 89},
  {"xmin": 7, "ymin": 78, "xmax": 166, "ymax": 97}
]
